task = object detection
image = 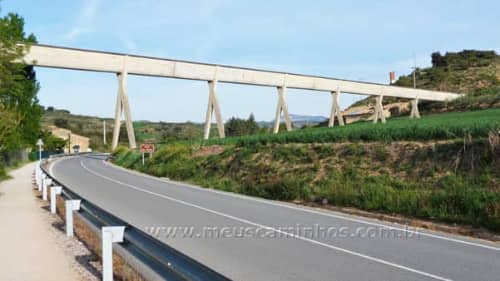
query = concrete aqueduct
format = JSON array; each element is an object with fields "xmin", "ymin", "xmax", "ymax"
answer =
[{"xmin": 21, "ymin": 44, "xmax": 461, "ymax": 150}]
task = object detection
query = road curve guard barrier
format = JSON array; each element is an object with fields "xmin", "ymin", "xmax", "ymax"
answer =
[{"xmin": 40, "ymin": 160, "xmax": 230, "ymax": 281}]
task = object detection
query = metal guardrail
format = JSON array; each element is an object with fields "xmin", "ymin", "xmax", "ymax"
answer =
[{"xmin": 41, "ymin": 159, "xmax": 230, "ymax": 281}]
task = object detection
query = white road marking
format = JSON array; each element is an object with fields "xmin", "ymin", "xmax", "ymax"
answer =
[
  {"xmin": 81, "ymin": 159, "xmax": 452, "ymax": 281},
  {"xmin": 102, "ymin": 160, "xmax": 500, "ymax": 252}
]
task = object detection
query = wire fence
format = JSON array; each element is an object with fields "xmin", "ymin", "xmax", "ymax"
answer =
[{"xmin": 0, "ymin": 150, "xmax": 30, "ymax": 167}]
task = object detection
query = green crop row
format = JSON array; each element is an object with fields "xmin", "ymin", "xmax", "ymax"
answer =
[{"xmin": 205, "ymin": 109, "xmax": 500, "ymax": 146}]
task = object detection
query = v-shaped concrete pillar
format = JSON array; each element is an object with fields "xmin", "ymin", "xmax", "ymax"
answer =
[
  {"xmin": 204, "ymin": 80, "xmax": 225, "ymax": 140},
  {"xmin": 373, "ymin": 95, "xmax": 386, "ymax": 124},
  {"xmin": 410, "ymin": 98, "xmax": 421, "ymax": 119},
  {"xmin": 273, "ymin": 86, "xmax": 292, "ymax": 133},
  {"xmin": 328, "ymin": 88, "xmax": 344, "ymax": 127},
  {"xmin": 111, "ymin": 56, "xmax": 137, "ymax": 150}
]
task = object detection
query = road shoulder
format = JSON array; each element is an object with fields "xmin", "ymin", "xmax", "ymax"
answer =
[{"xmin": 0, "ymin": 162, "xmax": 98, "ymax": 281}]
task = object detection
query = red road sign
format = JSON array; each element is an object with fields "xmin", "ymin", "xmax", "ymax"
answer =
[{"xmin": 140, "ymin": 143, "xmax": 155, "ymax": 153}]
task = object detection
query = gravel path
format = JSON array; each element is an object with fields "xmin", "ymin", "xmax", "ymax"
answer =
[{"xmin": 0, "ymin": 162, "xmax": 100, "ymax": 281}]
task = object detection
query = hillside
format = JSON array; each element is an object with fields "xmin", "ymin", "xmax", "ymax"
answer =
[
  {"xmin": 349, "ymin": 50, "xmax": 500, "ymax": 113},
  {"xmin": 42, "ymin": 108, "xmax": 217, "ymax": 151}
]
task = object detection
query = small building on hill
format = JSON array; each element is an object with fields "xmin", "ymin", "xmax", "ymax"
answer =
[{"xmin": 48, "ymin": 125, "xmax": 90, "ymax": 153}]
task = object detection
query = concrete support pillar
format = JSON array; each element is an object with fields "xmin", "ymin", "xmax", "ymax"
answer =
[
  {"xmin": 410, "ymin": 98, "xmax": 421, "ymax": 119},
  {"xmin": 373, "ymin": 95, "xmax": 386, "ymax": 124},
  {"xmin": 273, "ymin": 86, "xmax": 292, "ymax": 133},
  {"xmin": 102, "ymin": 226, "xmax": 125, "ymax": 281},
  {"xmin": 328, "ymin": 88, "xmax": 344, "ymax": 127},
  {"xmin": 203, "ymin": 80, "xmax": 225, "ymax": 140},
  {"xmin": 111, "ymin": 56, "xmax": 137, "ymax": 151}
]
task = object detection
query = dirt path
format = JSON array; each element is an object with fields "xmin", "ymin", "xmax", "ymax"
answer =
[{"xmin": 0, "ymin": 163, "xmax": 85, "ymax": 281}]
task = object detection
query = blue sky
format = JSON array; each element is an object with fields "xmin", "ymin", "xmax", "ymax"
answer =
[{"xmin": 3, "ymin": 0, "xmax": 500, "ymax": 122}]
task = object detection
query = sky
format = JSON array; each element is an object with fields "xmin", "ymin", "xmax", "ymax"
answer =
[{"xmin": 3, "ymin": 0, "xmax": 500, "ymax": 122}]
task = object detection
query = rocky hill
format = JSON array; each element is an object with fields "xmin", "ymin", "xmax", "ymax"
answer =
[{"xmin": 348, "ymin": 50, "xmax": 500, "ymax": 114}]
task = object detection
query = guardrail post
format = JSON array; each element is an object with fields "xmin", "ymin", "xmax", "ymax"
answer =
[
  {"xmin": 38, "ymin": 174, "xmax": 45, "ymax": 192},
  {"xmin": 35, "ymin": 165, "xmax": 40, "ymax": 186},
  {"xmin": 42, "ymin": 178, "xmax": 52, "ymax": 201},
  {"xmin": 50, "ymin": 186, "xmax": 62, "ymax": 214},
  {"xmin": 102, "ymin": 226, "xmax": 125, "ymax": 281},
  {"xmin": 65, "ymin": 200, "xmax": 81, "ymax": 237},
  {"xmin": 36, "ymin": 167, "xmax": 40, "ymax": 186}
]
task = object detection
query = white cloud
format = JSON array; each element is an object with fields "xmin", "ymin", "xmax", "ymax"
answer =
[
  {"xmin": 64, "ymin": 27, "xmax": 90, "ymax": 41},
  {"xmin": 119, "ymin": 35, "xmax": 137, "ymax": 52},
  {"xmin": 63, "ymin": 0, "xmax": 99, "ymax": 42}
]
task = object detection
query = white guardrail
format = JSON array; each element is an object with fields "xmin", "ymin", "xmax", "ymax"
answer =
[{"xmin": 34, "ymin": 157, "xmax": 230, "ymax": 281}]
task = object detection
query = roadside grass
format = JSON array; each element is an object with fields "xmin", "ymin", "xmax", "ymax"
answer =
[
  {"xmin": 0, "ymin": 160, "xmax": 33, "ymax": 182},
  {"xmin": 203, "ymin": 108, "xmax": 500, "ymax": 145},
  {"xmin": 0, "ymin": 167, "xmax": 8, "ymax": 182}
]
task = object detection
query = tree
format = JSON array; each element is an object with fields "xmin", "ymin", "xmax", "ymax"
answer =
[
  {"xmin": 0, "ymin": 10, "xmax": 41, "ymax": 152},
  {"xmin": 54, "ymin": 118, "xmax": 69, "ymax": 129},
  {"xmin": 38, "ymin": 130, "xmax": 66, "ymax": 152},
  {"xmin": 431, "ymin": 52, "xmax": 445, "ymax": 67},
  {"xmin": 225, "ymin": 113, "xmax": 260, "ymax": 137}
]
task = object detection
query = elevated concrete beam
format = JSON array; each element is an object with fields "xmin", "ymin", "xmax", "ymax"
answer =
[{"xmin": 21, "ymin": 44, "xmax": 461, "ymax": 101}]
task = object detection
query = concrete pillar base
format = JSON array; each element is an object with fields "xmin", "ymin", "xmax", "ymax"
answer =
[
  {"xmin": 204, "ymin": 80, "xmax": 225, "ymax": 140},
  {"xmin": 373, "ymin": 95, "xmax": 386, "ymax": 124},
  {"xmin": 328, "ymin": 88, "xmax": 344, "ymax": 127},
  {"xmin": 410, "ymin": 98, "xmax": 421, "ymax": 119},
  {"xmin": 273, "ymin": 86, "xmax": 292, "ymax": 133},
  {"xmin": 111, "ymin": 56, "xmax": 137, "ymax": 151}
]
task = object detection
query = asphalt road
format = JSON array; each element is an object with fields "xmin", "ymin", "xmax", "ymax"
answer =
[{"xmin": 50, "ymin": 155, "xmax": 500, "ymax": 281}]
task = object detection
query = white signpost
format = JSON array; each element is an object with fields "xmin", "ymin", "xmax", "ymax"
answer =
[{"xmin": 36, "ymin": 138, "xmax": 44, "ymax": 163}]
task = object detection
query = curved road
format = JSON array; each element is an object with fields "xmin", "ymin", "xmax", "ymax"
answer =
[{"xmin": 50, "ymin": 155, "xmax": 500, "ymax": 281}]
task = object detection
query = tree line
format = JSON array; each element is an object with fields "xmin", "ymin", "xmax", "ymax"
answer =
[{"xmin": 0, "ymin": 8, "xmax": 45, "ymax": 176}]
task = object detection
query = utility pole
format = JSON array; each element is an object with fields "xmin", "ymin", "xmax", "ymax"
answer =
[
  {"xmin": 103, "ymin": 120, "xmax": 107, "ymax": 145},
  {"xmin": 68, "ymin": 133, "xmax": 71, "ymax": 154},
  {"xmin": 412, "ymin": 53, "xmax": 417, "ymax": 89}
]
